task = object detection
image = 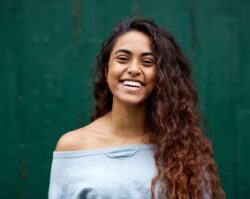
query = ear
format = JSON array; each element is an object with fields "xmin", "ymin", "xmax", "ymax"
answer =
[{"xmin": 105, "ymin": 67, "xmax": 108, "ymax": 79}]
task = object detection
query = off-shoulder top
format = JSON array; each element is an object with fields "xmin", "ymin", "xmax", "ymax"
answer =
[{"xmin": 48, "ymin": 144, "xmax": 158, "ymax": 199}]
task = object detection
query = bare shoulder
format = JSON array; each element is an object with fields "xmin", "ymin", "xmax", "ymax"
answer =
[
  {"xmin": 55, "ymin": 126, "xmax": 90, "ymax": 151},
  {"xmin": 55, "ymin": 116, "xmax": 110, "ymax": 151}
]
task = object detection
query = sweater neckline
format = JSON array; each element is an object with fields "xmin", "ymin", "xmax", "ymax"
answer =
[{"xmin": 53, "ymin": 143, "xmax": 156, "ymax": 159}]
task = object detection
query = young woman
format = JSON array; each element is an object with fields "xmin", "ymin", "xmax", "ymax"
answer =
[{"xmin": 49, "ymin": 17, "xmax": 225, "ymax": 199}]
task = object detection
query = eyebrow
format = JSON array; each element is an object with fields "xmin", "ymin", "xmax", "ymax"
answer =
[{"xmin": 114, "ymin": 49, "xmax": 155, "ymax": 57}]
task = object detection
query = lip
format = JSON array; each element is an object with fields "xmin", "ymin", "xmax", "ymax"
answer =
[{"xmin": 119, "ymin": 79, "xmax": 146, "ymax": 86}]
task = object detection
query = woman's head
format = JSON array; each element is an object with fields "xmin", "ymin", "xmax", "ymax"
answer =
[{"xmin": 106, "ymin": 30, "xmax": 157, "ymax": 106}]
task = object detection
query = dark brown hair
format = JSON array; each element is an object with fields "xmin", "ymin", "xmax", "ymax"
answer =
[{"xmin": 91, "ymin": 17, "xmax": 225, "ymax": 199}]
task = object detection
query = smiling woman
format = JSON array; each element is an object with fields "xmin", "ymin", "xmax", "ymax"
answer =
[{"xmin": 48, "ymin": 17, "xmax": 225, "ymax": 199}]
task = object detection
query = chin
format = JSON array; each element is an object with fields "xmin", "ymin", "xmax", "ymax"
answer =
[
  {"xmin": 111, "ymin": 88, "xmax": 152, "ymax": 106},
  {"xmin": 115, "ymin": 96, "xmax": 147, "ymax": 106}
]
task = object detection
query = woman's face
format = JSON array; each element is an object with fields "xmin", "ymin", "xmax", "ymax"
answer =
[{"xmin": 107, "ymin": 30, "xmax": 157, "ymax": 106}]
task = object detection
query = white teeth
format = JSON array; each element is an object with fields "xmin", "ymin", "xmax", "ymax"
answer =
[{"xmin": 122, "ymin": 80, "xmax": 142, "ymax": 87}]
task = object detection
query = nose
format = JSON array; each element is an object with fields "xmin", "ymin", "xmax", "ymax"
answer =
[{"xmin": 127, "ymin": 60, "xmax": 141, "ymax": 76}]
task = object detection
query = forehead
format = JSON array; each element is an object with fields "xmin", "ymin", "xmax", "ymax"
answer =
[{"xmin": 111, "ymin": 30, "xmax": 153, "ymax": 53}]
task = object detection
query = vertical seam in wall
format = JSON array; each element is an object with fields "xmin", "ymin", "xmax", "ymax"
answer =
[
  {"xmin": 189, "ymin": 0, "xmax": 196, "ymax": 53},
  {"xmin": 72, "ymin": 0, "xmax": 81, "ymax": 42}
]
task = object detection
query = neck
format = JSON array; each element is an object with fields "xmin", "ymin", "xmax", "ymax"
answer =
[{"xmin": 106, "ymin": 99, "xmax": 147, "ymax": 139}]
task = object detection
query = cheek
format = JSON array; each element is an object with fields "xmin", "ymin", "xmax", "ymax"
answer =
[
  {"xmin": 146, "ymin": 69, "xmax": 157, "ymax": 85},
  {"xmin": 106, "ymin": 66, "xmax": 121, "ymax": 89},
  {"xmin": 107, "ymin": 62, "xmax": 124, "ymax": 81},
  {"xmin": 107, "ymin": 69, "xmax": 117, "ymax": 84}
]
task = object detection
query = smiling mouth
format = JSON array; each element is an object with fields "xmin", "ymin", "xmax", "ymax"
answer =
[{"xmin": 119, "ymin": 80, "xmax": 145, "ymax": 88}]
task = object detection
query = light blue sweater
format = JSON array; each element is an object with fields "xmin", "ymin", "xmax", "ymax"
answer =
[{"xmin": 48, "ymin": 144, "xmax": 158, "ymax": 199}]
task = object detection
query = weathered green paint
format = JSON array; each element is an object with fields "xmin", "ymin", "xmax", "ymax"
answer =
[{"xmin": 1, "ymin": 0, "xmax": 249, "ymax": 198}]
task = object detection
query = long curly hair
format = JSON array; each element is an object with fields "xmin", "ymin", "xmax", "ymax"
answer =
[{"xmin": 91, "ymin": 17, "xmax": 225, "ymax": 199}]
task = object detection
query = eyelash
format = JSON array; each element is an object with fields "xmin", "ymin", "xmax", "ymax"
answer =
[
  {"xmin": 142, "ymin": 60, "xmax": 155, "ymax": 66},
  {"xmin": 116, "ymin": 56, "xmax": 129, "ymax": 63}
]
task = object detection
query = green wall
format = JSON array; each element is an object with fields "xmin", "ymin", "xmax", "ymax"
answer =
[{"xmin": 1, "ymin": 0, "xmax": 249, "ymax": 198}]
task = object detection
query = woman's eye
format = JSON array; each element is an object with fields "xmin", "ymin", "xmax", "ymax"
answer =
[
  {"xmin": 116, "ymin": 56, "xmax": 129, "ymax": 63},
  {"xmin": 142, "ymin": 59, "xmax": 155, "ymax": 66}
]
